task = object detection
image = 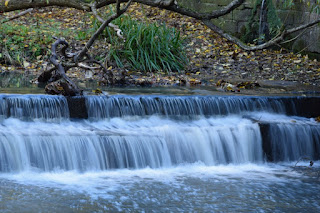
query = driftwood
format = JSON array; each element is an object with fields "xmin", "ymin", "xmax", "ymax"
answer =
[
  {"xmin": 38, "ymin": 0, "xmax": 132, "ymax": 96},
  {"xmin": 41, "ymin": 38, "xmax": 81, "ymax": 96}
]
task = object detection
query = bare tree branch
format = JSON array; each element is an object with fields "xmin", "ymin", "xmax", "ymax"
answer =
[
  {"xmin": 1, "ymin": 0, "xmax": 244, "ymax": 20},
  {"xmin": 95, "ymin": 0, "xmax": 245, "ymax": 20},
  {"xmin": 0, "ymin": 0, "xmax": 90, "ymax": 12},
  {"xmin": 76, "ymin": 0, "xmax": 133, "ymax": 61},
  {"xmin": 1, "ymin": 8, "xmax": 33, "ymax": 24},
  {"xmin": 203, "ymin": 18, "xmax": 320, "ymax": 51},
  {"xmin": 91, "ymin": 1, "xmax": 124, "ymax": 39}
]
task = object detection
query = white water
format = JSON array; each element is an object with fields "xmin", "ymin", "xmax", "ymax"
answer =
[
  {"xmin": 1, "ymin": 95, "xmax": 320, "ymax": 211},
  {"xmin": 0, "ymin": 116, "xmax": 262, "ymax": 172},
  {"xmin": 1, "ymin": 162, "xmax": 319, "ymax": 212}
]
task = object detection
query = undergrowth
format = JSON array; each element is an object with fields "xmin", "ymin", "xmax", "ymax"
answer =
[
  {"xmin": 0, "ymin": 18, "xmax": 78, "ymax": 66},
  {"xmin": 95, "ymin": 14, "xmax": 188, "ymax": 73},
  {"xmin": 1, "ymin": 10, "xmax": 188, "ymax": 73}
]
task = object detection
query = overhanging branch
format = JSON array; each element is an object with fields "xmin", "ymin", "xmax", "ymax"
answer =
[
  {"xmin": 95, "ymin": 0, "xmax": 245, "ymax": 20},
  {"xmin": 91, "ymin": 1, "xmax": 124, "ymax": 39},
  {"xmin": 1, "ymin": 0, "xmax": 244, "ymax": 20},
  {"xmin": 1, "ymin": 8, "xmax": 33, "ymax": 24},
  {"xmin": 203, "ymin": 18, "xmax": 320, "ymax": 51},
  {"xmin": 76, "ymin": 0, "xmax": 133, "ymax": 60}
]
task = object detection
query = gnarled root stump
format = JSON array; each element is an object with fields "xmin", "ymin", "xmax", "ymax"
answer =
[{"xmin": 38, "ymin": 37, "xmax": 113, "ymax": 96}]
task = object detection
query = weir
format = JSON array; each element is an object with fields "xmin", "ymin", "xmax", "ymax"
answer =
[{"xmin": 0, "ymin": 94, "xmax": 319, "ymax": 172}]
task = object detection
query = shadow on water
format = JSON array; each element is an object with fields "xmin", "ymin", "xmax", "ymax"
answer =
[
  {"xmin": 0, "ymin": 72, "xmax": 44, "ymax": 94},
  {"xmin": 1, "ymin": 71, "xmax": 320, "ymax": 96}
]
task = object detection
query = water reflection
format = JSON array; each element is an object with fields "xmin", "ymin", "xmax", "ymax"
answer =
[
  {"xmin": 1, "ymin": 71, "xmax": 320, "ymax": 96},
  {"xmin": 0, "ymin": 72, "xmax": 44, "ymax": 94}
]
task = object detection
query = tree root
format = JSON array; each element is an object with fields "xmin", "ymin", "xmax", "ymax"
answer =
[{"xmin": 38, "ymin": 0, "xmax": 132, "ymax": 96}]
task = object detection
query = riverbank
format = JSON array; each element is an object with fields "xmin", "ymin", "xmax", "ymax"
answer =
[{"xmin": 0, "ymin": 3, "xmax": 319, "ymax": 92}]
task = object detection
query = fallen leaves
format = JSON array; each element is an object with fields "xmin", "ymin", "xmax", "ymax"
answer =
[
  {"xmin": 216, "ymin": 79, "xmax": 260, "ymax": 92},
  {"xmin": 1, "ymin": 3, "xmax": 320, "ymax": 89}
]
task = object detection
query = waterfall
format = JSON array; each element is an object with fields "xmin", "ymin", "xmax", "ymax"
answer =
[
  {"xmin": 0, "ymin": 94, "xmax": 319, "ymax": 173},
  {"xmin": 0, "ymin": 94, "xmax": 69, "ymax": 121},
  {"xmin": 258, "ymin": 0, "xmax": 269, "ymax": 44},
  {"xmin": 85, "ymin": 95, "xmax": 292, "ymax": 119},
  {"xmin": 0, "ymin": 117, "xmax": 263, "ymax": 172},
  {"xmin": 267, "ymin": 123, "xmax": 320, "ymax": 161}
]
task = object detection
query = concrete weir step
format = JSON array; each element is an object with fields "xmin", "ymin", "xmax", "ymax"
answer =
[
  {"xmin": 67, "ymin": 96, "xmax": 88, "ymax": 119},
  {"xmin": 65, "ymin": 95, "xmax": 320, "ymax": 162}
]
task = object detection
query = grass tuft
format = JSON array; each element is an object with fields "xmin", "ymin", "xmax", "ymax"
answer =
[{"xmin": 99, "ymin": 15, "xmax": 188, "ymax": 73}]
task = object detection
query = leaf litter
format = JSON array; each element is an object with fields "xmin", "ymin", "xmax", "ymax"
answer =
[{"xmin": 0, "ymin": 3, "xmax": 319, "ymax": 92}]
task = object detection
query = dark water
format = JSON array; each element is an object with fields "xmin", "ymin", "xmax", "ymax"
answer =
[{"xmin": 1, "ymin": 71, "xmax": 320, "ymax": 96}]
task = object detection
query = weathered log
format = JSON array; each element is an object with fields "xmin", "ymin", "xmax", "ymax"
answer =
[{"xmin": 42, "ymin": 38, "xmax": 81, "ymax": 96}]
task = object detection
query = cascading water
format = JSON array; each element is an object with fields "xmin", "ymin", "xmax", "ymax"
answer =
[
  {"xmin": 0, "ymin": 117, "xmax": 263, "ymax": 172},
  {"xmin": 0, "ymin": 94, "xmax": 319, "ymax": 212},
  {"xmin": 261, "ymin": 118, "xmax": 320, "ymax": 161},
  {"xmin": 85, "ymin": 95, "xmax": 292, "ymax": 119},
  {"xmin": 0, "ymin": 94, "xmax": 69, "ymax": 121}
]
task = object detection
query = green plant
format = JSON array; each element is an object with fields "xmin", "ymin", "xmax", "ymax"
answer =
[
  {"xmin": 0, "ymin": 17, "xmax": 79, "ymax": 65},
  {"xmin": 241, "ymin": 0, "xmax": 282, "ymax": 44},
  {"xmin": 95, "ymin": 14, "xmax": 188, "ymax": 73}
]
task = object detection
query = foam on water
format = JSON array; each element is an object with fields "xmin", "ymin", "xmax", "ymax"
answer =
[{"xmin": 1, "ymin": 162, "xmax": 319, "ymax": 212}]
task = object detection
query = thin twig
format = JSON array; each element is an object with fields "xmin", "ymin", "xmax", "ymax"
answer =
[
  {"xmin": 90, "ymin": 1, "xmax": 124, "ymax": 39},
  {"xmin": 1, "ymin": 8, "xmax": 33, "ymax": 24},
  {"xmin": 76, "ymin": 0, "xmax": 132, "ymax": 61},
  {"xmin": 203, "ymin": 17, "xmax": 320, "ymax": 51}
]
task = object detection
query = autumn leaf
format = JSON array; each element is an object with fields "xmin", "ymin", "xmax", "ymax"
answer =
[
  {"xmin": 93, "ymin": 88, "xmax": 102, "ymax": 94},
  {"xmin": 5, "ymin": 0, "xmax": 10, "ymax": 7}
]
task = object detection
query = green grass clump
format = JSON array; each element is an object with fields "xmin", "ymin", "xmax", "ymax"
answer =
[
  {"xmin": 0, "ymin": 23, "xmax": 50, "ymax": 65},
  {"xmin": 101, "ymin": 15, "xmax": 188, "ymax": 73},
  {"xmin": 0, "ymin": 19, "xmax": 74, "ymax": 66}
]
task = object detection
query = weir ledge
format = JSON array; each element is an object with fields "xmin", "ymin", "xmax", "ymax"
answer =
[
  {"xmin": 65, "ymin": 95, "xmax": 320, "ymax": 163},
  {"xmin": 66, "ymin": 96, "xmax": 320, "ymax": 119}
]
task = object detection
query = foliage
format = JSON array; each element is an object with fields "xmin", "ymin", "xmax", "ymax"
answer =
[
  {"xmin": 0, "ymin": 12, "xmax": 93, "ymax": 66},
  {"xmin": 96, "ymin": 14, "xmax": 188, "ymax": 73},
  {"xmin": 282, "ymin": 0, "xmax": 320, "ymax": 13},
  {"xmin": 0, "ymin": 18, "xmax": 73, "ymax": 65},
  {"xmin": 241, "ymin": 0, "xmax": 282, "ymax": 44}
]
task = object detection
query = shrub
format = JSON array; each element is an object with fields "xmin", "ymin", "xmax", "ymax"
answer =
[{"xmin": 102, "ymin": 15, "xmax": 188, "ymax": 73}]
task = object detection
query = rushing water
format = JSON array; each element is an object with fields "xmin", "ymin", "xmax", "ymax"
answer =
[{"xmin": 0, "ymin": 94, "xmax": 320, "ymax": 212}]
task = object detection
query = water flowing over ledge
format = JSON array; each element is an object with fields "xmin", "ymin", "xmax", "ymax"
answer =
[
  {"xmin": 85, "ymin": 95, "xmax": 291, "ymax": 119},
  {"xmin": 0, "ymin": 94, "xmax": 319, "ymax": 172},
  {"xmin": 1, "ymin": 93, "xmax": 320, "ymax": 212},
  {"xmin": 1, "ymin": 94, "xmax": 320, "ymax": 120},
  {"xmin": 0, "ymin": 117, "xmax": 263, "ymax": 172},
  {"xmin": 0, "ymin": 94, "xmax": 69, "ymax": 121}
]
